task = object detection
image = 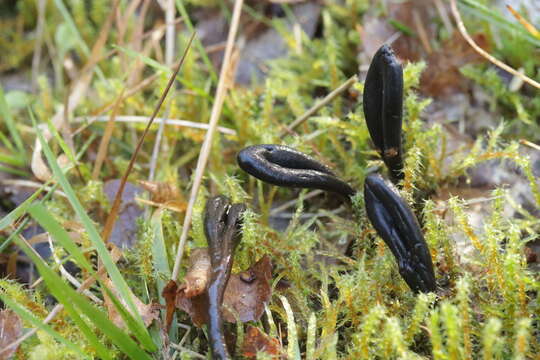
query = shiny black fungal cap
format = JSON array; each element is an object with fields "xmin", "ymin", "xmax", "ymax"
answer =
[
  {"xmin": 364, "ymin": 174, "xmax": 436, "ymax": 293},
  {"xmin": 204, "ymin": 195, "xmax": 246, "ymax": 360},
  {"xmin": 237, "ymin": 144, "xmax": 355, "ymax": 198},
  {"xmin": 363, "ymin": 44, "xmax": 404, "ymax": 183}
]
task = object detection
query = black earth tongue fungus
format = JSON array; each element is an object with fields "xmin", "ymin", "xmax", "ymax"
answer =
[
  {"xmin": 364, "ymin": 174, "xmax": 436, "ymax": 293},
  {"xmin": 237, "ymin": 144, "xmax": 355, "ymax": 199},
  {"xmin": 363, "ymin": 44, "xmax": 404, "ymax": 184},
  {"xmin": 204, "ymin": 195, "xmax": 247, "ymax": 360}
]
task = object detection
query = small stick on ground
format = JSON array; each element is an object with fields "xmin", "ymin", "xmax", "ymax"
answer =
[
  {"xmin": 279, "ymin": 75, "xmax": 358, "ymax": 137},
  {"xmin": 171, "ymin": 0, "xmax": 245, "ymax": 281},
  {"xmin": 449, "ymin": 0, "xmax": 540, "ymax": 90}
]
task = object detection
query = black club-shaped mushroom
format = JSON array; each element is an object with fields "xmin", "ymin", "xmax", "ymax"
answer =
[
  {"xmin": 363, "ymin": 44, "xmax": 404, "ymax": 183},
  {"xmin": 237, "ymin": 144, "xmax": 355, "ymax": 198},
  {"xmin": 364, "ymin": 174, "xmax": 436, "ymax": 293},
  {"xmin": 204, "ymin": 195, "xmax": 246, "ymax": 360}
]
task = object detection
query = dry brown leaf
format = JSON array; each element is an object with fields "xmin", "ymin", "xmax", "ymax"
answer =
[
  {"xmin": 0, "ymin": 309, "xmax": 22, "ymax": 360},
  {"xmin": 138, "ymin": 180, "xmax": 183, "ymax": 204},
  {"xmin": 176, "ymin": 255, "xmax": 273, "ymax": 326},
  {"xmin": 222, "ymin": 255, "xmax": 272, "ymax": 323},
  {"xmin": 175, "ymin": 292, "xmax": 209, "ymax": 327},
  {"xmin": 103, "ymin": 180, "xmax": 144, "ymax": 248},
  {"xmin": 242, "ymin": 326, "xmax": 282, "ymax": 359},
  {"xmin": 162, "ymin": 280, "xmax": 178, "ymax": 331},
  {"xmin": 178, "ymin": 248, "xmax": 211, "ymax": 298},
  {"xmin": 102, "ymin": 278, "xmax": 159, "ymax": 329},
  {"xmin": 421, "ymin": 32, "xmax": 488, "ymax": 97}
]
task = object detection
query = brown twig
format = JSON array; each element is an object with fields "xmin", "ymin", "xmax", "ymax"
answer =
[
  {"xmin": 171, "ymin": 0, "xmax": 245, "ymax": 281},
  {"xmin": 101, "ymin": 32, "xmax": 195, "ymax": 244},
  {"xmin": 449, "ymin": 0, "xmax": 540, "ymax": 90}
]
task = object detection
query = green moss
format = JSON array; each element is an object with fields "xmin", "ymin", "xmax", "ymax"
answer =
[{"xmin": 1, "ymin": 0, "xmax": 539, "ymax": 358}]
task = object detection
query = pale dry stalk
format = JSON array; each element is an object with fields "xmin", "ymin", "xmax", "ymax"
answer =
[
  {"xmin": 449, "ymin": 0, "xmax": 540, "ymax": 90},
  {"xmin": 171, "ymin": 0, "xmax": 245, "ymax": 281}
]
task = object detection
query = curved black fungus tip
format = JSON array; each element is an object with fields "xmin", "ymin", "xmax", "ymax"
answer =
[
  {"xmin": 204, "ymin": 195, "xmax": 246, "ymax": 360},
  {"xmin": 237, "ymin": 144, "xmax": 355, "ymax": 198},
  {"xmin": 363, "ymin": 44, "xmax": 404, "ymax": 183},
  {"xmin": 364, "ymin": 174, "xmax": 436, "ymax": 293}
]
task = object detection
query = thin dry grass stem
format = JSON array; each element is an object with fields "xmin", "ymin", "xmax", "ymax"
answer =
[
  {"xmin": 46, "ymin": 235, "xmax": 103, "ymax": 304},
  {"xmin": 127, "ymin": 0, "xmax": 151, "ymax": 85},
  {"xmin": 279, "ymin": 74, "xmax": 358, "ymax": 137},
  {"xmin": 506, "ymin": 5, "xmax": 540, "ymax": 38},
  {"xmin": 450, "ymin": 0, "xmax": 540, "ymax": 90},
  {"xmin": 72, "ymin": 73, "xmax": 160, "ymax": 136},
  {"xmin": 31, "ymin": 0, "xmax": 120, "ymax": 182},
  {"xmin": 91, "ymin": 88, "xmax": 125, "ymax": 180},
  {"xmin": 520, "ymin": 139, "xmax": 540, "ymax": 151},
  {"xmin": 269, "ymin": 190, "xmax": 324, "ymax": 216},
  {"xmin": 171, "ymin": 0, "xmax": 245, "ymax": 281},
  {"xmin": 31, "ymin": 0, "xmax": 47, "ymax": 88},
  {"xmin": 433, "ymin": 0, "xmax": 453, "ymax": 33},
  {"xmin": 101, "ymin": 32, "xmax": 195, "ymax": 244},
  {"xmin": 0, "ymin": 234, "xmax": 122, "ymax": 355},
  {"xmin": 117, "ymin": 0, "xmax": 143, "ymax": 49},
  {"xmin": 148, "ymin": 0, "xmax": 176, "ymax": 181},
  {"xmin": 412, "ymin": 9, "xmax": 432, "ymax": 54},
  {"xmin": 73, "ymin": 116, "xmax": 237, "ymax": 135}
]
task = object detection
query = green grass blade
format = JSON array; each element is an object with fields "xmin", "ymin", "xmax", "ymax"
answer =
[
  {"xmin": 0, "ymin": 84, "xmax": 26, "ymax": 156},
  {"xmin": 15, "ymin": 235, "xmax": 152, "ymax": 360},
  {"xmin": 30, "ymin": 109, "xmax": 147, "ymax": 331},
  {"xmin": 0, "ymin": 152, "xmax": 25, "ymax": 167},
  {"xmin": 0, "ymin": 295, "xmax": 89, "ymax": 359},
  {"xmin": 14, "ymin": 237, "xmax": 112, "ymax": 359},
  {"xmin": 100, "ymin": 285, "xmax": 156, "ymax": 352},
  {"xmin": 280, "ymin": 296, "xmax": 301, "ymax": 360},
  {"xmin": 151, "ymin": 210, "xmax": 171, "ymax": 304},
  {"xmin": 0, "ymin": 132, "xmax": 94, "ymax": 236},
  {"xmin": 0, "ymin": 127, "xmax": 15, "ymax": 152},
  {"xmin": 0, "ymin": 164, "xmax": 29, "ymax": 177},
  {"xmin": 306, "ymin": 312, "xmax": 317, "ymax": 360},
  {"xmin": 0, "ymin": 180, "xmax": 55, "ymax": 231},
  {"xmin": 28, "ymin": 203, "xmax": 94, "ymax": 273}
]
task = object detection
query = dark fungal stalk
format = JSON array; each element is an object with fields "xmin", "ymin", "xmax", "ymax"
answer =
[
  {"xmin": 204, "ymin": 195, "xmax": 247, "ymax": 360},
  {"xmin": 364, "ymin": 174, "xmax": 436, "ymax": 293},
  {"xmin": 363, "ymin": 44, "xmax": 404, "ymax": 183},
  {"xmin": 237, "ymin": 144, "xmax": 355, "ymax": 198}
]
